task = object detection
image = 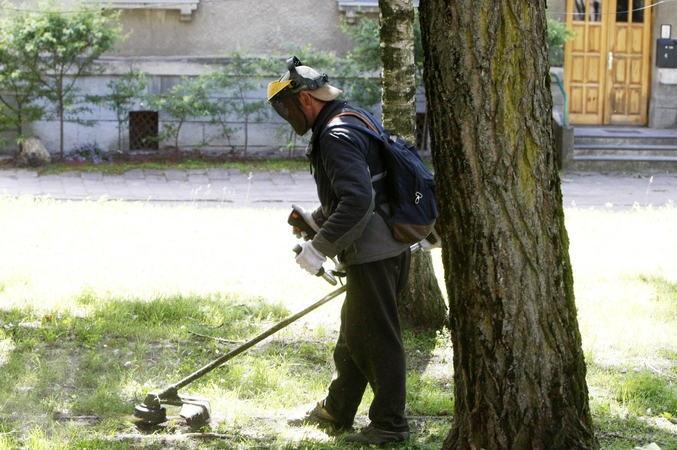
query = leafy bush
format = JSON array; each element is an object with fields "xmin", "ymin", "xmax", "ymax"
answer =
[
  {"xmin": 65, "ymin": 142, "xmax": 111, "ymax": 164},
  {"xmin": 7, "ymin": 3, "xmax": 122, "ymax": 157},
  {"xmin": 547, "ymin": 18, "xmax": 576, "ymax": 48},
  {"xmin": 208, "ymin": 51, "xmax": 270, "ymax": 156},
  {"xmin": 547, "ymin": 18, "xmax": 576, "ymax": 66}
]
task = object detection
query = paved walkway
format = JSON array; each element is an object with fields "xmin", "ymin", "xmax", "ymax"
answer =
[
  {"xmin": 560, "ymin": 171, "xmax": 677, "ymax": 209},
  {"xmin": 0, "ymin": 167, "xmax": 675, "ymax": 210},
  {"xmin": 0, "ymin": 168, "xmax": 318, "ymax": 209}
]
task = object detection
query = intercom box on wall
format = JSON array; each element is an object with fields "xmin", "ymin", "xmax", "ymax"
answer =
[{"xmin": 657, "ymin": 39, "xmax": 677, "ymax": 68}]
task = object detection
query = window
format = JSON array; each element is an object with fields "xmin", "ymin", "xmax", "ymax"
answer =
[
  {"xmin": 574, "ymin": 0, "xmax": 602, "ymax": 23},
  {"xmin": 86, "ymin": 0, "xmax": 199, "ymax": 22},
  {"xmin": 129, "ymin": 111, "xmax": 159, "ymax": 151},
  {"xmin": 337, "ymin": 0, "xmax": 419, "ymax": 24}
]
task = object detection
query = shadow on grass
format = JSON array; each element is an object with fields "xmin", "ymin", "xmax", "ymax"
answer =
[
  {"xmin": 0, "ymin": 289, "xmax": 455, "ymax": 448},
  {"xmin": 0, "ymin": 291, "xmax": 291, "ymax": 420},
  {"xmin": 595, "ymin": 410, "xmax": 677, "ymax": 449},
  {"xmin": 587, "ymin": 358, "xmax": 677, "ymax": 449}
]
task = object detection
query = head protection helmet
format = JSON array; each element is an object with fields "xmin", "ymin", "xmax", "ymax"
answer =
[
  {"xmin": 268, "ymin": 56, "xmax": 342, "ymax": 103},
  {"xmin": 267, "ymin": 56, "xmax": 342, "ymax": 136}
]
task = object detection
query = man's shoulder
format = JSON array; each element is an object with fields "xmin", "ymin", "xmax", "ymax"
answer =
[{"xmin": 322, "ymin": 105, "xmax": 378, "ymax": 136}]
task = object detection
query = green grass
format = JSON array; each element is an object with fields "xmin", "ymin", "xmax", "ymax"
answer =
[
  {"xmin": 0, "ymin": 196, "xmax": 676, "ymax": 448},
  {"xmin": 566, "ymin": 203, "xmax": 677, "ymax": 450},
  {"xmin": 1, "ymin": 151, "xmax": 434, "ymax": 177}
]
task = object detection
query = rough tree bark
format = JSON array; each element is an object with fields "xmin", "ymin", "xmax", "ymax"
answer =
[
  {"xmin": 378, "ymin": 0, "xmax": 417, "ymax": 142},
  {"xmin": 419, "ymin": 1, "xmax": 598, "ymax": 448},
  {"xmin": 379, "ymin": 0, "xmax": 447, "ymax": 330}
]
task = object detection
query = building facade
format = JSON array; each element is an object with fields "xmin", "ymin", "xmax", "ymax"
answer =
[
  {"xmin": 2, "ymin": 0, "xmax": 676, "ymax": 156},
  {"xmin": 3, "ymin": 0, "xmax": 371, "ymax": 156}
]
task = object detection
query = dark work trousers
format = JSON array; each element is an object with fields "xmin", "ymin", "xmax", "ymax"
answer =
[{"xmin": 324, "ymin": 249, "xmax": 411, "ymax": 432}]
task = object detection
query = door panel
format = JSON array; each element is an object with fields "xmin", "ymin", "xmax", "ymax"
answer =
[
  {"xmin": 565, "ymin": 0, "xmax": 609, "ymax": 124},
  {"xmin": 606, "ymin": 0, "xmax": 652, "ymax": 124},
  {"xmin": 587, "ymin": 87, "xmax": 601, "ymax": 112},
  {"xmin": 564, "ymin": 0, "xmax": 652, "ymax": 125}
]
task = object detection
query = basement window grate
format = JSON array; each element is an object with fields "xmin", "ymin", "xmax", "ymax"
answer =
[{"xmin": 129, "ymin": 111, "xmax": 159, "ymax": 151}]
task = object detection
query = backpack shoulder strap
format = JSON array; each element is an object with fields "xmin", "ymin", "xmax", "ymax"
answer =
[
  {"xmin": 328, "ymin": 111, "xmax": 379, "ymax": 134},
  {"xmin": 323, "ymin": 110, "xmax": 389, "ymax": 181},
  {"xmin": 323, "ymin": 109, "xmax": 389, "ymax": 146}
]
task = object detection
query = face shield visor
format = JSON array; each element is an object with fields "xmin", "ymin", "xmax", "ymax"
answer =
[
  {"xmin": 269, "ymin": 92, "xmax": 311, "ymax": 136},
  {"xmin": 267, "ymin": 56, "xmax": 337, "ymax": 136}
]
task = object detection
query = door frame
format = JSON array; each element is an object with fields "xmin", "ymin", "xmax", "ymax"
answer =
[{"xmin": 564, "ymin": 0, "xmax": 653, "ymax": 125}]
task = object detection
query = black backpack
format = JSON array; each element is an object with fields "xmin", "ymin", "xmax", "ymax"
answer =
[{"xmin": 324, "ymin": 107, "xmax": 438, "ymax": 244}]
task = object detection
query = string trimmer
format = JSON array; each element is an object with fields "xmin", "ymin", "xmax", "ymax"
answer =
[
  {"xmin": 132, "ymin": 207, "xmax": 433, "ymax": 428},
  {"xmin": 132, "ymin": 281, "xmax": 347, "ymax": 428},
  {"xmin": 132, "ymin": 209, "xmax": 345, "ymax": 428}
]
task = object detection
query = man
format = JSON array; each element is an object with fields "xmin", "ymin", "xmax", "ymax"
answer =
[{"xmin": 267, "ymin": 56, "xmax": 411, "ymax": 445}]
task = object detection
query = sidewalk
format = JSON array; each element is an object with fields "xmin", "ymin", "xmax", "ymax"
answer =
[
  {"xmin": 560, "ymin": 171, "xmax": 676, "ymax": 209},
  {"xmin": 0, "ymin": 168, "xmax": 319, "ymax": 209},
  {"xmin": 0, "ymin": 167, "xmax": 675, "ymax": 210}
]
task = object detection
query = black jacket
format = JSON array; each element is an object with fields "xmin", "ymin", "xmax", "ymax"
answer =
[{"xmin": 308, "ymin": 100, "xmax": 409, "ymax": 265}]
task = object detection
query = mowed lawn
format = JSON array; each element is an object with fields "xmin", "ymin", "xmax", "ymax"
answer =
[{"xmin": 0, "ymin": 195, "xmax": 675, "ymax": 449}]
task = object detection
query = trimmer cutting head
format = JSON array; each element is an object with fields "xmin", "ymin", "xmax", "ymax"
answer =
[
  {"xmin": 133, "ymin": 403, "xmax": 168, "ymax": 425},
  {"xmin": 132, "ymin": 392, "xmax": 210, "ymax": 428}
]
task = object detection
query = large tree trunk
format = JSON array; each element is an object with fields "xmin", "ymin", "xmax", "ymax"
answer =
[
  {"xmin": 419, "ymin": 1, "xmax": 598, "ymax": 449},
  {"xmin": 379, "ymin": 0, "xmax": 446, "ymax": 330}
]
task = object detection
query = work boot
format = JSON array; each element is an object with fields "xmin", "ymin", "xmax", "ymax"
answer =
[
  {"xmin": 342, "ymin": 424, "xmax": 410, "ymax": 444},
  {"xmin": 287, "ymin": 400, "xmax": 350, "ymax": 431}
]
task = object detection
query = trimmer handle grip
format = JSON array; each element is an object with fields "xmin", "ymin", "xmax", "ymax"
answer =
[
  {"xmin": 288, "ymin": 208, "xmax": 317, "ymax": 241},
  {"xmin": 293, "ymin": 244, "xmax": 337, "ymax": 286}
]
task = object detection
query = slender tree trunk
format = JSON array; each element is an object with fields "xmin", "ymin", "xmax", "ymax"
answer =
[
  {"xmin": 56, "ymin": 77, "xmax": 65, "ymax": 158},
  {"xmin": 419, "ymin": 1, "xmax": 598, "ymax": 448},
  {"xmin": 396, "ymin": 249, "xmax": 447, "ymax": 330},
  {"xmin": 17, "ymin": 114, "xmax": 24, "ymax": 153},
  {"xmin": 59, "ymin": 102, "xmax": 64, "ymax": 158},
  {"xmin": 379, "ymin": 0, "xmax": 446, "ymax": 330},
  {"xmin": 118, "ymin": 122, "xmax": 124, "ymax": 153},
  {"xmin": 379, "ymin": 0, "xmax": 417, "ymax": 144},
  {"xmin": 243, "ymin": 119, "xmax": 249, "ymax": 157}
]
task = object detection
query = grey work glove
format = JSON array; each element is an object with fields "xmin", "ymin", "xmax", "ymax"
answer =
[
  {"xmin": 295, "ymin": 241, "xmax": 326, "ymax": 276},
  {"xmin": 291, "ymin": 203, "xmax": 320, "ymax": 240}
]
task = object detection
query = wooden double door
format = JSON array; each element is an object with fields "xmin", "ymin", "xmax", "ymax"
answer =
[{"xmin": 564, "ymin": 0, "xmax": 653, "ymax": 125}]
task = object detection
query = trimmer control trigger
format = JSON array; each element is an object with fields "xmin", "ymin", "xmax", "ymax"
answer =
[{"xmin": 293, "ymin": 245, "xmax": 337, "ymax": 285}]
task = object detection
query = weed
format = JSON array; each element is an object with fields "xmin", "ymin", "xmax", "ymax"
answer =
[
  {"xmin": 615, "ymin": 371, "xmax": 677, "ymax": 417},
  {"xmin": 407, "ymin": 372, "xmax": 455, "ymax": 415}
]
